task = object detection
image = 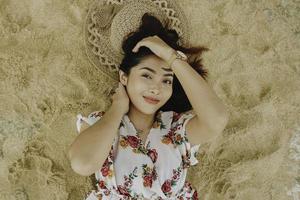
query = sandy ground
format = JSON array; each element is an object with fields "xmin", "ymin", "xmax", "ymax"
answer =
[{"xmin": 0, "ymin": 0, "xmax": 299, "ymax": 199}]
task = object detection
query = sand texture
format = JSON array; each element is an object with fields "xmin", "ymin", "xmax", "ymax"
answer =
[{"xmin": 0, "ymin": 0, "xmax": 299, "ymax": 199}]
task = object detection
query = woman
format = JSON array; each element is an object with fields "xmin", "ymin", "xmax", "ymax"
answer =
[{"xmin": 69, "ymin": 1, "xmax": 229, "ymax": 199}]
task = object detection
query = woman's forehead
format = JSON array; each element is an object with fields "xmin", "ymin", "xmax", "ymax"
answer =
[{"xmin": 135, "ymin": 55, "xmax": 173, "ymax": 74}]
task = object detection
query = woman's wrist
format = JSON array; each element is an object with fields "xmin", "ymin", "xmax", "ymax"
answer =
[
  {"xmin": 165, "ymin": 48, "xmax": 177, "ymax": 68},
  {"xmin": 165, "ymin": 48, "xmax": 188, "ymax": 69}
]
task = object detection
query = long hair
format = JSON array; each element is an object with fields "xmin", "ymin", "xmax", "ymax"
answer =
[{"xmin": 120, "ymin": 13, "xmax": 210, "ymax": 113}]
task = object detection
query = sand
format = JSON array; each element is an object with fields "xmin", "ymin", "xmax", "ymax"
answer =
[{"xmin": 0, "ymin": 0, "xmax": 299, "ymax": 199}]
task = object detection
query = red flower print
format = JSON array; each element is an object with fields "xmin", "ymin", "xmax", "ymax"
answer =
[
  {"xmin": 182, "ymin": 153, "xmax": 192, "ymax": 169},
  {"xmin": 117, "ymin": 185, "xmax": 130, "ymax": 196},
  {"xmin": 147, "ymin": 149, "xmax": 158, "ymax": 163},
  {"xmin": 184, "ymin": 182, "xmax": 193, "ymax": 193},
  {"xmin": 127, "ymin": 135, "xmax": 139, "ymax": 148},
  {"xmin": 143, "ymin": 175, "xmax": 153, "ymax": 187},
  {"xmin": 161, "ymin": 180, "xmax": 172, "ymax": 193},
  {"xmin": 94, "ymin": 111, "xmax": 105, "ymax": 118},
  {"xmin": 101, "ymin": 165, "xmax": 110, "ymax": 177},
  {"xmin": 173, "ymin": 112, "xmax": 182, "ymax": 123},
  {"xmin": 98, "ymin": 180, "xmax": 106, "ymax": 189},
  {"xmin": 192, "ymin": 190, "xmax": 198, "ymax": 200}
]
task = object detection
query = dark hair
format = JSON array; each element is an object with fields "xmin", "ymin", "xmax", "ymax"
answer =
[{"xmin": 120, "ymin": 13, "xmax": 210, "ymax": 113}]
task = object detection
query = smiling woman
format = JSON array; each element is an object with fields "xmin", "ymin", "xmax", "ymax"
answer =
[
  {"xmin": 119, "ymin": 13, "xmax": 210, "ymax": 114},
  {"xmin": 69, "ymin": 1, "xmax": 217, "ymax": 199}
]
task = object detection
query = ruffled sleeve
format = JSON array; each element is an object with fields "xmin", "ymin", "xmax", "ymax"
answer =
[
  {"xmin": 76, "ymin": 110, "xmax": 105, "ymax": 133},
  {"xmin": 173, "ymin": 111, "xmax": 201, "ymax": 168}
]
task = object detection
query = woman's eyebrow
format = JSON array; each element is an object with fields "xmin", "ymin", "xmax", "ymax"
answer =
[{"xmin": 139, "ymin": 67, "xmax": 173, "ymax": 77}]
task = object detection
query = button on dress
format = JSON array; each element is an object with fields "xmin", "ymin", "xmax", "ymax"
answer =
[{"xmin": 76, "ymin": 110, "xmax": 201, "ymax": 200}]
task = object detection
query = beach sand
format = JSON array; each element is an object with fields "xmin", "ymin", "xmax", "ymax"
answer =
[{"xmin": 0, "ymin": 0, "xmax": 299, "ymax": 199}]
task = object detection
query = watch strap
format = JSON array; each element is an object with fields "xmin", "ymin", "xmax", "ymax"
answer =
[{"xmin": 167, "ymin": 50, "xmax": 187, "ymax": 68}]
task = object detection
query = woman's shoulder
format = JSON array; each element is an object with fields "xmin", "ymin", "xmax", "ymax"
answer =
[
  {"xmin": 157, "ymin": 110, "xmax": 194, "ymax": 129},
  {"xmin": 166, "ymin": 110, "xmax": 195, "ymax": 127},
  {"xmin": 161, "ymin": 110, "xmax": 194, "ymax": 119}
]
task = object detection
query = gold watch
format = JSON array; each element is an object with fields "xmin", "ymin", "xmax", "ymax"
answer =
[
  {"xmin": 167, "ymin": 50, "xmax": 188, "ymax": 67},
  {"xmin": 175, "ymin": 50, "xmax": 188, "ymax": 61}
]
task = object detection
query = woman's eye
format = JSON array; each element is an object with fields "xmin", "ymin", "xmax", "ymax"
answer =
[
  {"xmin": 142, "ymin": 74, "xmax": 151, "ymax": 79},
  {"xmin": 142, "ymin": 74, "xmax": 172, "ymax": 85},
  {"xmin": 164, "ymin": 80, "xmax": 172, "ymax": 85}
]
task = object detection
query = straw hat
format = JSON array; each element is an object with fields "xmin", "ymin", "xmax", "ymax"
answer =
[{"xmin": 84, "ymin": 0, "xmax": 191, "ymax": 81}]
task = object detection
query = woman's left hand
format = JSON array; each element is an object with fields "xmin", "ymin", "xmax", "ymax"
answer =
[{"xmin": 132, "ymin": 35, "xmax": 175, "ymax": 66}]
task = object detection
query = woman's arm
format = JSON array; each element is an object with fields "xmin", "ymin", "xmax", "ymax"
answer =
[
  {"xmin": 68, "ymin": 103, "xmax": 123, "ymax": 176},
  {"xmin": 171, "ymin": 58, "xmax": 229, "ymax": 133}
]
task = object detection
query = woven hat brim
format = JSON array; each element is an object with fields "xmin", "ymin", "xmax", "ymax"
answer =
[{"xmin": 84, "ymin": 0, "xmax": 191, "ymax": 81}]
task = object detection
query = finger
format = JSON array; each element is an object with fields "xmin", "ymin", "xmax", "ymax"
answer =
[
  {"xmin": 132, "ymin": 45, "xmax": 139, "ymax": 52},
  {"xmin": 133, "ymin": 40, "xmax": 145, "ymax": 52}
]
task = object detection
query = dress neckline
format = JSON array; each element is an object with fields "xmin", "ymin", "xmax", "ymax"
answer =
[{"xmin": 123, "ymin": 111, "xmax": 163, "ymax": 149}]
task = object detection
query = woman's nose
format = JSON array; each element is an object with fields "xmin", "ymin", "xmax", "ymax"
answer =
[
  {"xmin": 149, "ymin": 84, "xmax": 161, "ymax": 94},
  {"xmin": 149, "ymin": 89, "xmax": 159, "ymax": 95}
]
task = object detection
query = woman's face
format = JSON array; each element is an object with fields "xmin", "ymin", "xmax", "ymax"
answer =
[{"xmin": 119, "ymin": 54, "xmax": 174, "ymax": 115}]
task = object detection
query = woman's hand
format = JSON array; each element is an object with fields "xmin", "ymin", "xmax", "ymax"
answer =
[
  {"xmin": 132, "ymin": 35, "xmax": 176, "ymax": 67},
  {"xmin": 110, "ymin": 82, "xmax": 130, "ymax": 115}
]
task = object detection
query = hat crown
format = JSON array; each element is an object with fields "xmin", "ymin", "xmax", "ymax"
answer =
[{"xmin": 110, "ymin": 1, "xmax": 167, "ymax": 54}]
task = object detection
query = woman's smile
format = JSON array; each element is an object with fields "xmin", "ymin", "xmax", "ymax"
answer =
[{"xmin": 143, "ymin": 96, "xmax": 160, "ymax": 104}]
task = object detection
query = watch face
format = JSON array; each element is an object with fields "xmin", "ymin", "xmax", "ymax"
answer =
[{"xmin": 176, "ymin": 50, "xmax": 187, "ymax": 60}]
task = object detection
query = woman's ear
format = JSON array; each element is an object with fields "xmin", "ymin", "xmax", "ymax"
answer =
[{"xmin": 119, "ymin": 70, "xmax": 128, "ymax": 86}]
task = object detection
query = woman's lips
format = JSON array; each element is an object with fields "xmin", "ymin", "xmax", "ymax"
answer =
[{"xmin": 143, "ymin": 96, "xmax": 160, "ymax": 104}]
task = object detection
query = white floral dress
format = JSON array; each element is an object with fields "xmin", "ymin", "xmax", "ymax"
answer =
[{"xmin": 76, "ymin": 110, "xmax": 201, "ymax": 200}]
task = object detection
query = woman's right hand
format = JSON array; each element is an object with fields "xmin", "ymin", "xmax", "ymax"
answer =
[{"xmin": 110, "ymin": 82, "xmax": 130, "ymax": 115}]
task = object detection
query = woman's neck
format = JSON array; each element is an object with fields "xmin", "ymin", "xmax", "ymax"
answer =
[{"xmin": 127, "ymin": 108, "xmax": 156, "ymax": 131}]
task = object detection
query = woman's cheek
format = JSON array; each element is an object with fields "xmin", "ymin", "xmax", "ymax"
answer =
[{"xmin": 163, "ymin": 87, "xmax": 173, "ymax": 101}]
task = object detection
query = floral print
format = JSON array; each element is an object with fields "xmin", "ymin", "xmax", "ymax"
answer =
[
  {"xmin": 120, "ymin": 134, "xmax": 159, "ymax": 163},
  {"xmin": 76, "ymin": 110, "xmax": 201, "ymax": 200},
  {"xmin": 118, "ymin": 167, "xmax": 138, "ymax": 197},
  {"xmin": 161, "ymin": 166, "xmax": 182, "ymax": 197},
  {"xmin": 141, "ymin": 164, "xmax": 157, "ymax": 188}
]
